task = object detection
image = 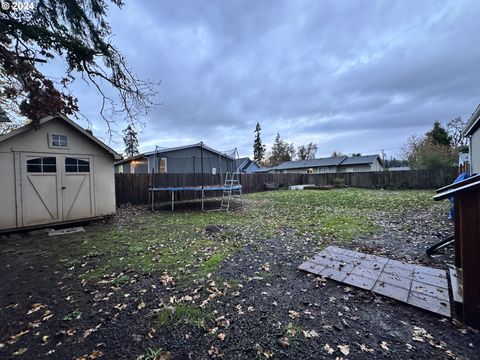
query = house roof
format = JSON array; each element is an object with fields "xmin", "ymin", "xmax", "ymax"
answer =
[
  {"xmin": 273, "ymin": 154, "xmax": 382, "ymax": 170},
  {"xmin": 463, "ymin": 103, "xmax": 480, "ymax": 136},
  {"xmin": 143, "ymin": 142, "xmax": 236, "ymax": 160},
  {"xmin": 235, "ymin": 157, "xmax": 250, "ymax": 169},
  {"xmin": 115, "ymin": 142, "xmax": 236, "ymax": 165},
  {"xmin": 253, "ymin": 167, "xmax": 271, "ymax": 173},
  {"xmin": 274, "ymin": 156, "xmax": 348, "ymax": 170},
  {"xmin": 0, "ymin": 114, "xmax": 122, "ymax": 160},
  {"xmin": 340, "ymin": 154, "xmax": 382, "ymax": 166},
  {"xmin": 114, "ymin": 154, "xmax": 147, "ymax": 165}
]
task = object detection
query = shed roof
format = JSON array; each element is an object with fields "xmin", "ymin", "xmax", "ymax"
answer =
[
  {"xmin": 0, "ymin": 114, "xmax": 121, "ymax": 160},
  {"xmin": 464, "ymin": 103, "xmax": 480, "ymax": 136}
]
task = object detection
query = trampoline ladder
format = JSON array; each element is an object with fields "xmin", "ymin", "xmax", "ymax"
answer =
[{"xmin": 220, "ymin": 172, "xmax": 242, "ymax": 211}]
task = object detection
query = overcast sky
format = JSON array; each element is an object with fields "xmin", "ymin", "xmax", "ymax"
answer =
[{"xmin": 51, "ymin": 0, "xmax": 480, "ymax": 159}]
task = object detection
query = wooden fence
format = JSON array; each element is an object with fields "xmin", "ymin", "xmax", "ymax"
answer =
[{"xmin": 115, "ymin": 168, "xmax": 457, "ymax": 206}]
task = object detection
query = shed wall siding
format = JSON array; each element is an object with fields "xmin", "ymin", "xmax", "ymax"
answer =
[
  {"xmin": 0, "ymin": 118, "xmax": 116, "ymax": 230},
  {"xmin": 471, "ymin": 131, "xmax": 480, "ymax": 174}
]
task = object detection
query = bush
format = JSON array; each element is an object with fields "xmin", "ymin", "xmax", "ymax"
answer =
[{"xmin": 333, "ymin": 177, "xmax": 345, "ymax": 187}]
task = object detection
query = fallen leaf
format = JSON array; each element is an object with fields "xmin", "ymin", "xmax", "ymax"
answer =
[
  {"xmin": 137, "ymin": 301, "xmax": 146, "ymax": 310},
  {"xmin": 263, "ymin": 350, "xmax": 274, "ymax": 358},
  {"xmin": 42, "ymin": 335, "xmax": 49, "ymax": 343},
  {"xmin": 338, "ymin": 344, "xmax": 350, "ymax": 356},
  {"xmin": 288, "ymin": 310, "xmax": 300, "ymax": 319},
  {"xmin": 7, "ymin": 330, "xmax": 30, "ymax": 345},
  {"xmin": 27, "ymin": 303, "xmax": 44, "ymax": 314},
  {"xmin": 323, "ymin": 343, "xmax": 334, "ymax": 354},
  {"xmin": 360, "ymin": 344, "xmax": 374, "ymax": 353},
  {"xmin": 217, "ymin": 332, "xmax": 226, "ymax": 341},
  {"xmin": 13, "ymin": 347, "xmax": 28, "ymax": 356},
  {"xmin": 147, "ymin": 327, "xmax": 156, "ymax": 339},
  {"xmin": 303, "ymin": 330, "xmax": 319, "ymax": 338},
  {"xmin": 278, "ymin": 337, "xmax": 290, "ymax": 348},
  {"xmin": 380, "ymin": 341, "xmax": 390, "ymax": 351}
]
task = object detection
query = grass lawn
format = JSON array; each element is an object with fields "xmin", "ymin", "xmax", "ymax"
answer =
[{"xmin": 64, "ymin": 188, "xmax": 439, "ymax": 284}]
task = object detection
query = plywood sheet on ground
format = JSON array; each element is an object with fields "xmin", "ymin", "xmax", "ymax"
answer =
[{"xmin": 299, "ymin": 246, "xmax": 450, "ymax": 317}]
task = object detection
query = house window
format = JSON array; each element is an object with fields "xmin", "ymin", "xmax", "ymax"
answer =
[
  {"xmin": 65, "ymin": 157, "xmax": 90, "ymax": 172},
  {"xmin": 212, "ymin": 167, "xmax": 217, "ymax": 175},
  {"xmin": 307, "ymin": 168, "xmax": 314, "ymax": 174},
  {"xmin": 27, "ymin": 157, "xmax": 57, "ymax": 173},
  {"xmin": 159, "ymin": 158, "xmax": 167, "ymax": 174},
  {"xmin": 51, "ymin": 134, "xmax": 68, "ymax": 147}
]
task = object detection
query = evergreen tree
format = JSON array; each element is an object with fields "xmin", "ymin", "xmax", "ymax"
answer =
[
  {"xmin": 253, "ymin": 122, "xmax": 266, "ymax": 163},
  {"xmin": 268, "ymin": 133, "xmax": 295, "ymax": 166},
  {"xmin": 426, "ymin": 121, "xmax": 452, "ymax": 146},
  {"xmin": 123, "ymin": 125, "xmax": 139, "ymax": 157},
  {"xmin": 0, "ymin": 0, "xmax": 156, "ymax": 128}
]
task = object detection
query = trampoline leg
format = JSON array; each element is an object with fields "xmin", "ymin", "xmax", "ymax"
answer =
[
  {"xmin": 171, "ymin": 191, "xmax": 174, "ymax": 211},
  {"xmin": 202, "ymin": 190, "xmax": 205, "ymax": 212}
]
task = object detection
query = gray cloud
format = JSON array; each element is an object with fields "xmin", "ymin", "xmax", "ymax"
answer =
[{"xmin": 57, "ymin": 0, "xmax": 480, "ymax": 159}]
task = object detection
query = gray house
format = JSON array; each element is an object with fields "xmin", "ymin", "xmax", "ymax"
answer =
[
  {"xmin": 115, "ymin": 143, "xmax": 236, "ymax": 174},
  {"xmin": 338, "ymin": 155, "xmax": 384, "ymax": 172},
  {"xmin": 273, "ymin": 154, "xmax": 383, "ymax": 174},
  {"xmin": 464, "ymin": 104, "xmax": 480, "ymax": 174},
  {"xmin": 235, "ymin": 157, "xmax": 261, "ymax": 173},
  {"xmin": 273, "ymin": 156, "xmax": 348, "ymax": 174}
]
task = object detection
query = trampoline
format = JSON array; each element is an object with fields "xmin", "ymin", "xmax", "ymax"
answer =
[{"xmin": 149, "ymin": 184, "xmax": 242, "ymax": 211}]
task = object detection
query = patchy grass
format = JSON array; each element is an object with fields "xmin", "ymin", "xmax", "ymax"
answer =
[
  {"xmin": 60, "ymin": 189, "xmax": 441, "ymax": 285},
  {"xmin": 157, "ymin": 304, "xmax": 209, "ymax": 328}
]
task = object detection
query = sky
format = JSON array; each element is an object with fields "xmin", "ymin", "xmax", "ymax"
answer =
[{"xmin": 44, "ymin": 0, "xmax": 480, "ymax": 159}]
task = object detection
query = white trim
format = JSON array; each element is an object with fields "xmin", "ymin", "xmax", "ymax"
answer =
[{"xmin": 0, "ymin": 115, "xmax": 121, "ymax": 160}]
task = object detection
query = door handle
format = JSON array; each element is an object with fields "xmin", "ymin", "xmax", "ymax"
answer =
[{"xmin": 61, "ymin": 186, "xmax": 66, "ymax": 190}]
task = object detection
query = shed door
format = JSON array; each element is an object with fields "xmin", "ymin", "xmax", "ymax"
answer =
[
  {"xmin": 20, "ymin": 153, "xmax": 94, "ymax": 226},
  {"xmin": 62, "ymin": 156, "xmax": 94, "ymax": 221},
  {"xmin": 21, "ymin": 154, "xmax": 61, "ymax": 226}
]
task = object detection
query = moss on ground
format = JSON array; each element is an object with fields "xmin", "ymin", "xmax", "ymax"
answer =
[{"xmin": 157, "ymin": 304, "xmax": 210, "ymax": 328}]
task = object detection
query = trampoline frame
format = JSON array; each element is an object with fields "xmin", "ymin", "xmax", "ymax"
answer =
[{"xmin": 148, "ymin": 184, "xmax": 242, "ymax": 211}]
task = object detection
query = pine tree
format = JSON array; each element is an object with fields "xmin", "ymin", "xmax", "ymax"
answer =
[
  {"xmin": 253, "ymin": 122, "xmax": 266, "ymax": 163},
  {"xmin": 426, "ymin": 121, "xmax": 452, "ymax": 146},
  {"xmin": 123, "ymin": 125, "xmax": 139, "ymax": 158},
  {"xmin": 268, "ymin": 133, "xmax": 295, "ymax": 166}
]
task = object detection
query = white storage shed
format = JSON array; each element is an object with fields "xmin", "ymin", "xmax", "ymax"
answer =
[{"xmin": 0, "ymin": 115, "xmax": 121, "ymax": 231}]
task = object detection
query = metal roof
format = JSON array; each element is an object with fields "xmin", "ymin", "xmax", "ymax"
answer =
[
  {"xmin": 274, "ymin": 156, "xmax": 347, "ymax": 170},
  {"xmin": 463, "ymin": 103, "xmax": 480, "ymax": 136}
]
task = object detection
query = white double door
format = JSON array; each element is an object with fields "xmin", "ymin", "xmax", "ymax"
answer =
[{"xmin": 20, "ymin": 153, "xmax": 94, "ymax": 227}]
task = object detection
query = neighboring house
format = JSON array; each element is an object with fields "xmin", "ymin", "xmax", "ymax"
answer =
[
  {"xmin": 458, "ymin": 152, "xmax": 470, "ymax": 167},
  {"xmin": 0, "ymin": 115, "xmax": 121, "ymax": 231},
  {"xmin": 253, "ymin": 167, "xmax": 272, "ymax": 173},
  {"xmin": 272, "ymin": 154, "xmax": 384, "ymax": 174},
  {"xmin": 337, "ymin": 155, "xmax": 384, "ymax": 173},
  {"xmin": 235, "ymin": 157, "xmax": 261, "ymax": 173},
  {"xmin": 464, "ymin": 105, "xmax": 480, "ymax": 174},
  {"xmin": 115, "ymin": 142, "xmax": 236, "ymax": 174}
]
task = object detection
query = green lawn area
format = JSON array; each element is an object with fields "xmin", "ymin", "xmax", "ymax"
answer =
[{"xmin": 63, "ymin": 188, "xmax": 439, "ymax": 284}]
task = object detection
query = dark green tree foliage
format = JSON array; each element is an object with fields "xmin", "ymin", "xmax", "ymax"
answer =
[
  {"xmin": 0, "ymin": 0, "xmax": 156, "ymax": 127},
  {"xmin": 123, "ymin": 125, "xmax": 139, "ymax": 157},
  {"xmin": 253, "ymin": 122, "xmax": 266, "ymax": 163},
  {"xmin": 426, "ymin": 121, "xmax": 452, "ymax": 146},
  {"xmin": 268, "ymin": 133, "xmax": 295, "ymax": 166},
  {"xmin": 297, "ymin": 142, "xmax": 317, "ymax": 160}
]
